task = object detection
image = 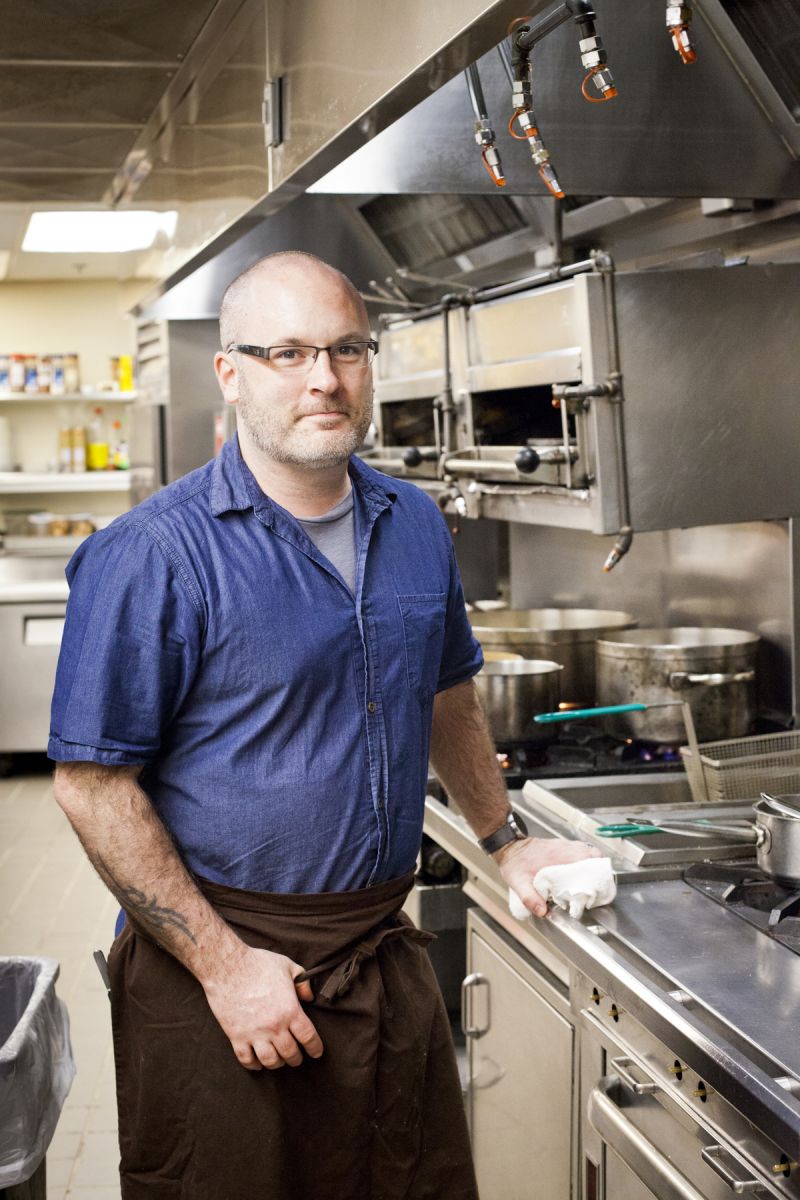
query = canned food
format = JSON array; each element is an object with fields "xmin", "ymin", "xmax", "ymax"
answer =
[
  {"xmin": 9, "ymin": 355, "xmax": 25, "ymax": 391},
  {"xmin": 50, "ymin": 354, "xmax": 65, "ymax": 395},
  {"xmin": 24, "ymin": 355, "xmax": 38, "ymax": 393}
]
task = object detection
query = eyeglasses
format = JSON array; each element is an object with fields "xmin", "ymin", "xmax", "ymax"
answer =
[{"xmin": 227, "ymin": 340, "xmax": 378, "ymax": 372}]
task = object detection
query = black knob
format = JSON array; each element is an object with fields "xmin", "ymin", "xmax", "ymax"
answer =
[
  {"xmin": 402, "ymin": 447, "xmax": 423, "ymax": 468},
  {"xmin": 515, "ymin": 447, "xmax": 541, "ymax": 474}
]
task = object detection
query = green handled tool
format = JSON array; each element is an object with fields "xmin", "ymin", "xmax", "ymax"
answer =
[
  {"xmin": 532, "ymin": 700, "xmax": 706, "ymax": 801},
  {"xmin": 534, "ymin": 703, "xmax": 651, "ymax": 724},
  {"xmin": 596, "ymin": 822, "xmax": 664, "ymax": 837}
]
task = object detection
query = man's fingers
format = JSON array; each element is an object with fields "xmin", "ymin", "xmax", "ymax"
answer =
[
  {"xmin": 290, "ymin": 1012, "xmax": 324, "ymax": 1059},
  {"xmin": 272, "ymin": 1032, "xmax": 304, "ymax": 1068},
  {"xmin": 516, "ymin": 881, "xmax": 548, "ymax": 918},
  {"xmin": 294, "ymin": 977, "xmax": 314, "ymax": 1003},
  {"xmin": 253, "ymin": 1039, "xmax": 287, "ymax": 1070},
  {"xmin": 233, "ymin": 1042, "xmax": 263, "ymax": 1071}
]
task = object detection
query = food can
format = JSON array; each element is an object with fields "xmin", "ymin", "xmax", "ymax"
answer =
[
  {"xmin": 0, "ymin": 355, "xmax": 9, "ymax": 391},
  {"xmin": 9, "ymin": 355, "xmax": 25, "ymax": 391},
  {"xmin": 64, "ymin": 354, "xmax": 80, "ymax": 393},
  {"xmin": 24, "ymin": 355, "xmax": 38, "ymax": 393},
  {"xmin": 38, "ymin": 355, "xmax": 52, "ymax": 393},
  {"xmin": 50, "ymin": 354, "xmax": 65, "ymax": 395}
]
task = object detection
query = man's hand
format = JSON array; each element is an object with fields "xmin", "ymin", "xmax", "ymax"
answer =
[
  {"xmin": 495, "ymin": 837, "xmax": 602, "ymax": 918},
  {"xmin": 202, "ymin": 945, "xmax": 324, "ymax": 1070}
]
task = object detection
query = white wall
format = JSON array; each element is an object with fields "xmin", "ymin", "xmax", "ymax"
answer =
[{"xmin": 0, "ymin": 280, "xmax": 137, "ymax": 385}]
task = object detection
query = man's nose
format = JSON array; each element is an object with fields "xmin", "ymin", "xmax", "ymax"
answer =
[{"xmin": 306, "ymin": 349, "xmax": 339, "ymax": 392}]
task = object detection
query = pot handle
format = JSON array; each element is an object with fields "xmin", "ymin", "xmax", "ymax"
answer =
[
  {"xmin": 669, "ymin": 669, "xmax": 755, "ymax": 689},
  {"xmin": 534, "ymin": 703, "xmax": 648, "ymax": 724}
]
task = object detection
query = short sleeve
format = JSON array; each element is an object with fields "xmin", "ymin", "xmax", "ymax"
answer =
[
  {"xmin": 436, "ymin": 539, "xmax": 484, "ymax": 693},
  {"xmin": 48, "ymin": 523, "xmax": 203, "ymax": 765}
]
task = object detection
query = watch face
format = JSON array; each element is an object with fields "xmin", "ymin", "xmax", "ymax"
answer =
[{"xmin": 511, "ymin": 812, "xmax": 528, "ymax": 838}]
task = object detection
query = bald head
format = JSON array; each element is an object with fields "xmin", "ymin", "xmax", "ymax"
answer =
[{"xmin": 219, "ymin": 251, "xmax": 367, "ymax": 350}]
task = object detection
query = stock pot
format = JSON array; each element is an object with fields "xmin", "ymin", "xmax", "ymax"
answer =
[
  {"xmin": 469, "ymin": 609, "xmax": 636, "ymax": 705},
  {"xmin": 596, "ymin": 627, "xmax": 758, "ymax": 743},
  {"xmin": 474, "ymin": 658, "xmax": 563, "ymax": 743}
]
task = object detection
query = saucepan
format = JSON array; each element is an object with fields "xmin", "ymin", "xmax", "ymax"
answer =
[
  {"xmin": 645, "ymin": 792, "xmax": 800, "ymax": 887},
  {"xmin": 475, "ymin": 658, "xmax": 563, "ymax": 743}
]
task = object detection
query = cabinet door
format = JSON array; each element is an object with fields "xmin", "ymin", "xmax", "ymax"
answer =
[{"xmin": 467, "ymin": 925, "xmax": 574, "ymax": 1200}]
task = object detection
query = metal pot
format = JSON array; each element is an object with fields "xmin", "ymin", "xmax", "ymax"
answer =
[
  {"xmin": 707, "ymin": 797, "xmax": 800, "ymax": 886},
  {"xmin": 469, "ymin": 609, "xmax": 636, "ymax": 705},
  {"xmin": 474, "ymin": 658, "xmax": 563, "ymax": 743},
  {"xmin": 754, "ymin": 796, "xmax": 800, "ymax": 886},
  {"xmin": 595, "ymin": 627, "xmax": 758, "ymax": 743}
]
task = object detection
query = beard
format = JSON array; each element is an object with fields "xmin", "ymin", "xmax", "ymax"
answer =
[{"xmin": 236, "ymin": 373, "xmax": 373, "ymax": 469}]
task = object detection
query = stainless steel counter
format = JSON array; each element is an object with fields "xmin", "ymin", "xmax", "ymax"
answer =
[{"xmin": 425, "ymin": 777, "xmax": 800, "ymax": 1161}]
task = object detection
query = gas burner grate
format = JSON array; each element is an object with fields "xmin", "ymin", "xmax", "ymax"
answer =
[
  {"xmin": 683, "ymin": 862, "xmax": 800, "ymax": 952},
  {"xmin": 495, "ymin": 727, "xmax": 685, "ymax": 784}
]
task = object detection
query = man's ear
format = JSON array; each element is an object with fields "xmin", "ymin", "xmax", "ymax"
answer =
[{"xmin": 214, "ymin": 350, "xmax": 239, "ymax": 406}]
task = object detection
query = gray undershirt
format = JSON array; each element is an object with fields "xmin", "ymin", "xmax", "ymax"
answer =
[{"xmin": 298, "ymin": 487, "xmax": 356, "ymax": 594}]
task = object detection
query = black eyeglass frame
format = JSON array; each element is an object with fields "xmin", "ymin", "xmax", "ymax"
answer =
[{"xmin": 226, "ymin": 340, "xmax": 379, "ymax": 365}]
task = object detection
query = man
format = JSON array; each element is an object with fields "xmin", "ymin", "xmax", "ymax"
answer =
[{"xmin": 50, "ymin": 252, "xmax": 597, "ymax": 1199}]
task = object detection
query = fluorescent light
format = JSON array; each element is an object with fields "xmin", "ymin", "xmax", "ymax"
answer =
[{"xmin": 22, "ymin": 210, "xmax": 178, "ymax": 253}]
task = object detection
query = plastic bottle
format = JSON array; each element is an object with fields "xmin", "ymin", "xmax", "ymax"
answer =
[
  {"xmin": 70, "ymin": 426, "xmax": 86, "ymax": 473},
  {"xmin": 58, "ymin": 426, "xmax": 72, "ymax": 473},
  {"xmin": 118, "ymin": 355, "xmax": 134, "ymax": 393},
  {"xmin": 111, "ymin": 419, "xmax": 130, "ymax": 470},
  {"xmin": 86, "ymin": 408, "xmax": 109, "ymax": 471}
]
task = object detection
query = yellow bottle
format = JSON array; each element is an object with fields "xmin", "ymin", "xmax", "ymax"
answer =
[
  {"xmin": 118, "ymin": 355, "xmax": 134, "ymax": 393},
  {"xmin": 86, "ymin": 407, "xmax": 109, "ymax": 471}
]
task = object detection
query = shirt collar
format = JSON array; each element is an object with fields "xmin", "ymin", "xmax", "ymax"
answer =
[{"xmin": 210, "ymin": 435, "xmax": 397, "ymax": 520}]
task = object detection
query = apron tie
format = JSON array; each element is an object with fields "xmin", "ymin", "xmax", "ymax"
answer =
[{"xmin": 296, "ymin": 919, "xmax": 435, "ymax": 1003}]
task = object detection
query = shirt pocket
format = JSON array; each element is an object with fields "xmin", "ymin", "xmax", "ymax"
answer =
[{"xmin": 397, "ymin": 593, "xmax": 447, "ymax": 695}]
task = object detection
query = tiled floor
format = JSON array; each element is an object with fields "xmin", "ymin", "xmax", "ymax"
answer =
[{"xmin": 0, "ymin": 763, "xmax": 121, "ymax": 1199}]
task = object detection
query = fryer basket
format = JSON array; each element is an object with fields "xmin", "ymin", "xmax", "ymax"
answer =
[{"xmin": 680, "ymin": 730, "xmax": 800, "ymax": 803}]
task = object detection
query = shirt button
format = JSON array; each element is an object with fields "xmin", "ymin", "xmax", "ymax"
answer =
[{"xmin": 367, "ymin": 700, "xmax": 377, "ymax": 713}]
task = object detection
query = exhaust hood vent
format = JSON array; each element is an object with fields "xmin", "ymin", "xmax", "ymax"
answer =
[
  {"xmin": 358, "ymin": 193, "xmax": 525, "ymax": 270},
  {"xmin": 720, "ymin": 0, "xmax": 800, "ymax": 120}
]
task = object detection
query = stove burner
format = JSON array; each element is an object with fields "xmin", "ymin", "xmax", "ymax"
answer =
[
  {"xmin": 684, "ymin": 862, "xmax": 800, "ymax": 952},
  {"xmin": 620, "ymin": 738, "xmax": 682, "ymax": 765},
  {"xmin": 494, "ymin": 725, "xmax": 685, "ymax": 783}
]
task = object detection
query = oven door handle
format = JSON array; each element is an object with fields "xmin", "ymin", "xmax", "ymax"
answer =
[
  {"xmin": 700, "ymin": 1145, "xmax": 764, "ymax": 1194},
  {"xmin": 588, "ymin": 1076, "xmax": 705, "ymax": 1200}
]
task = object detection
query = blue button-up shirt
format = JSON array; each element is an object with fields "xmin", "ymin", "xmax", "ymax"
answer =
[{"xmin": 48, "ymin": 437, "xmax": 483, "ymax": 893}]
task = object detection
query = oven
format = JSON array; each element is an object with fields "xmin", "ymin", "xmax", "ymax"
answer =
[{"xmin": 579, "ymin": 998, "xmax": 793, "ymax": 1200}]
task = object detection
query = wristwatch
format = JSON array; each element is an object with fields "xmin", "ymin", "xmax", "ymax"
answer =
[{"xmin": 478, "ymin": 810, "xmax": 529, "ymax": 855}]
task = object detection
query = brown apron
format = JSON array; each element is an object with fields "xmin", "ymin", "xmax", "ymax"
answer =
[{"xmin": 107, "ymin": 870, "xmax": 479, "ymax": 1200}]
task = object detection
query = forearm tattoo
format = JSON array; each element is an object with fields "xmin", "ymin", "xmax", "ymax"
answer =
[{"xmin": 97, "ymin": 856, "xmax": 197, "ymax": 945}]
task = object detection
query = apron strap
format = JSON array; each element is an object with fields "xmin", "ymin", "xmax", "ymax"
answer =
[{"xmin": 295, "ymin": 919, "xmax": 435, "ymax": 1003}]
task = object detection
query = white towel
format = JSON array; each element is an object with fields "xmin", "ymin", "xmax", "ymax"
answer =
[{"xmin": 509, "ymin": 857, "xmax": 616, "ymax": 921}]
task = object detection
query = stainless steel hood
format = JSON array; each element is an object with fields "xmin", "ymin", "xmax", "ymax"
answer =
[
  {"xmin": 130, "ymin": 0, "xmax": 800, "ymax": 310},
  {"xmin": 311, "ymin": 0, "xmax": 800, "ymax": 200}
]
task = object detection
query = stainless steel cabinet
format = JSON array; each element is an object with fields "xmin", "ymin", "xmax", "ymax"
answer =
[
  {"xmin": 0, "ymin": 600, "xmax": 66, "ymax": 753},
  {"xmin": 464, "ymin": 908, "xmax": 574, "ymax": 1200}
]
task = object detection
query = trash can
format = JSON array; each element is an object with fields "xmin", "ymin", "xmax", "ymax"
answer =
[{"xmin": 0, "ymin": 957, "xmax": 75, "ymax": 1196}]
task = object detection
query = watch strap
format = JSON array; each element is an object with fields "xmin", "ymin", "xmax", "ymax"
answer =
[{"xmin": 478, "ymin": 811, "xmax": 528, "ymax": 855}]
